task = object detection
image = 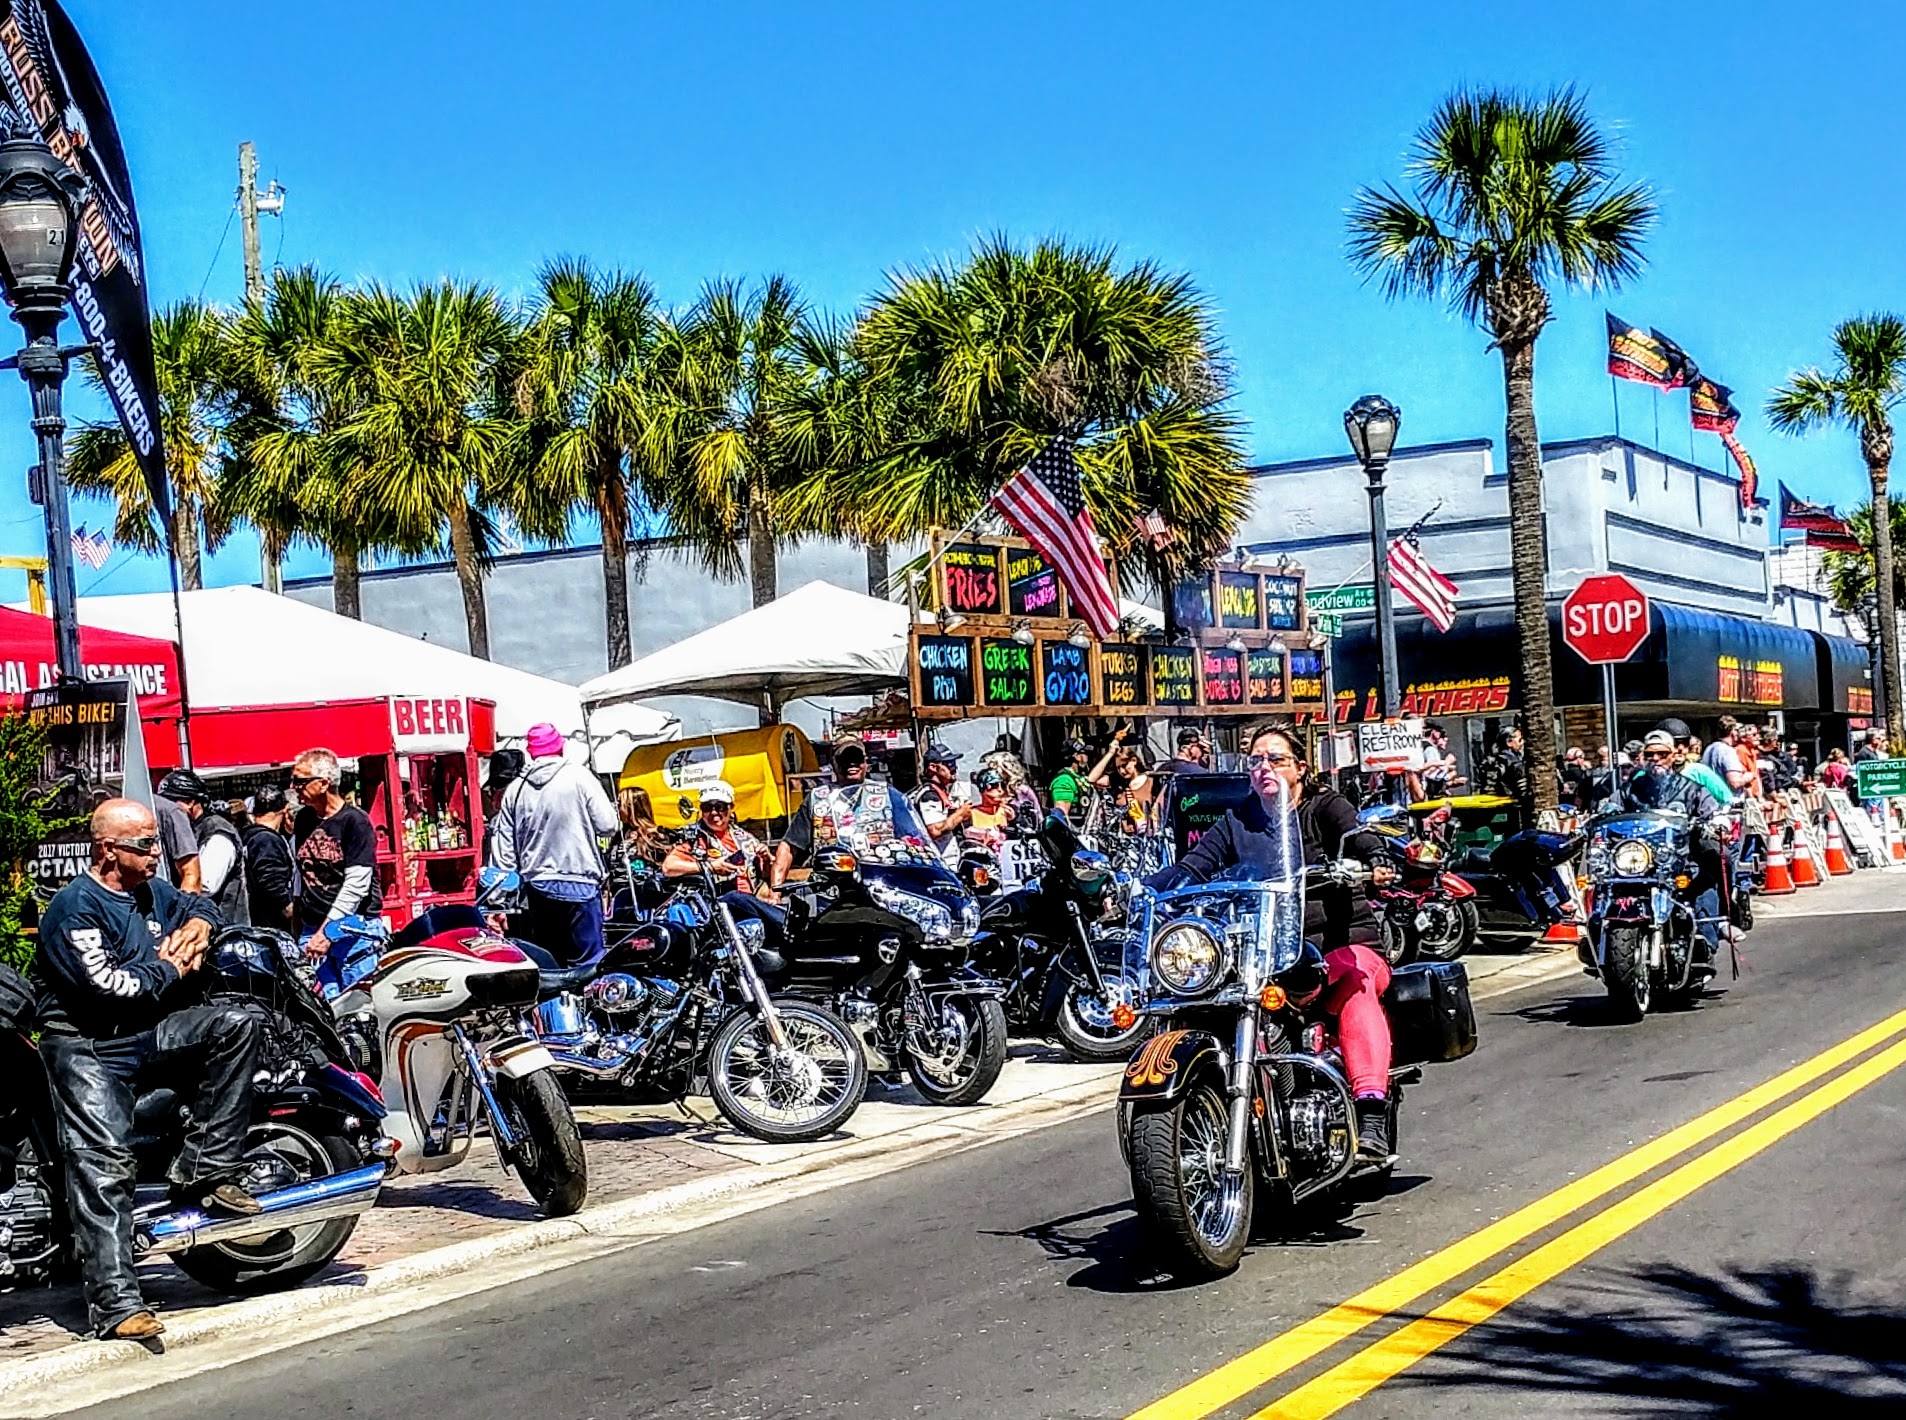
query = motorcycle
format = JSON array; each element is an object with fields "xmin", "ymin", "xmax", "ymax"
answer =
[
  {"xmin": 1115, "ymin": 787, "xmax": 1477, "ymax": 1280},
  {"xmin": 969, "ymin": 814, "xmax": 1151, "ymax": 1062},
  {"xmin": 320, "ymin": 907, "xmax": 588, "ymax": 1216},
  {"xmin": 1421, "ymin": 797, "xmax": 1582, "ymax": 945},
  {"xmin": 518, "ymin": 857, "xmax": 870, "ymax": 1145},
  {"xmin": 773, "ymin": 796, "xmax": 1009, "ymax": 1107},
  {"xmin": 1357, "ymin": 805, "xmax": 1480, "ymax": 965},
  {"xmin": 1576, "ymin": 805, "xmax": 1722, "ymax": 1020},
  {"xmin": 0, "ymin": 929, "xmax": 394, "ymax": 1298}
]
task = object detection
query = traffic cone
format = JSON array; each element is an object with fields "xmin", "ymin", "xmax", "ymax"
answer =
[
  {"xmin": 1888, "ymin": 811, "xmax": 1906, "ymax": 865},
  {"xmin": 1761, "ymin": 835, "xmax": 1797, "ymax": 895},
  {"xmin": 1824, "ymin": 814, "xmax": 1854, "ymax": 876},
  {"xmin": 1789, "ymin": 822, "xmax": 1822, "ymax": 888}
]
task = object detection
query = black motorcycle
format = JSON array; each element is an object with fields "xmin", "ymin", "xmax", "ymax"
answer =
[
  {"xmin": 0, "ymin": 928, "xmax": 393, "ymax": 1298},
  {"xmin": 1578, "ymin": 806, "xmax": 1722, "ymax": 1020},
  {"xmin": 774, "ymin": 822, "xmax": 1009, "ymax": 1107},
  {"xmin": 969, "ymin": 814, "xmax": 1151, "ymax": 1062}
]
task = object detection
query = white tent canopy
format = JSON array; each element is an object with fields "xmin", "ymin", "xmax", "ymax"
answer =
[
  {"xmin": 65, "ymin": 586, "xmax": 680, "ymax": 757},
  {"xmin": 579, "ymin": 580, "xmax": 909, "ymax": 710}
]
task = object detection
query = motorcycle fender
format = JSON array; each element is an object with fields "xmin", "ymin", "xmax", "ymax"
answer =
[
  {"xmin": 1119, "ymin": 1028, "xmax": 1224, "ymax": 1103},
  {"xmin": 1438, "ymin": 873, "xmax": 1477, "ymax": 899},
  {"xmin": 486, "ymin": 1034, "xmax": 557, "ymax": 1080}
]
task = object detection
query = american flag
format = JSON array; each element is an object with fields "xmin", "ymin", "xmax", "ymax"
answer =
[
  {"xmin": 1387, "ymin": 533, "xmax": 1458, "ymax": 632},
  {"xmin": 992, "ymin": 439, "xmax": 1120, "ymax": 638},
  {"xmin": 1134, "ymin": 507, "xmax": 1174, "ymax": 551},
  {"xmin": 70, "ymin": 525, "xmax": 111, "ymax": 570}
]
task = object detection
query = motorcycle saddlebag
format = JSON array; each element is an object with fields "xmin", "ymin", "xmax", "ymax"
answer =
[
  {"xmin": 1386, "ymin": 960, "xmax": 1477, "ymax": 1065},
  {"xmin": 0, "ymin": 962, "xmax": 35, "ymax": 1033}
]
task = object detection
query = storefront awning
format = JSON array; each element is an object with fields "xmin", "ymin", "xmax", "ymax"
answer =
[
  {"xmin": 1640, "ymin": 604, "xmax": 1819, "ymax": 711},
  {"xmin": 1813, "ymin": 631, "xmax": 1872, "ymax": 718}
]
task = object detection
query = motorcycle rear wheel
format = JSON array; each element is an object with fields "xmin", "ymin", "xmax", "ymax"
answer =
[
  {"xmin": 1376, "ymin": 915, "xmax": 1415, "ymax": 968},
  {"xmin": 1127, "ymin": 1079, "xmax": 1253, "ymax": 1280},
  {"xmin": 1412, "ymin": 900, "xmax": 1479, "ymax": 963},
  {"xmin": 172, "ymin": 1124, "xmax": 359, "ymax": 1294},
  {"xmin": 708, "ymin": 999, "xmax": 868, "ymax": 1143},
  {"xmin": 497, "ymin": 1068, "xmax": 588, "ymax": 1217},
  {"xmin": 907, "ymin": 995, "xmax": 1008, "ymax": 1106},
  {"xmin": 1602, "ymin": 924, "xmax": 1651, "ymax": 1023}
]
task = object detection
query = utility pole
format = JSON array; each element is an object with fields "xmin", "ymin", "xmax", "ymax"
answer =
[{"xmin": 239, "ymin": 141, "xmax": 282, "ymax": 592}]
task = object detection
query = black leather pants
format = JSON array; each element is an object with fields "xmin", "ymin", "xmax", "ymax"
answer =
[{"xmin": 39, "ymin": 1005, "xmax": 261, "ymax": 1335}]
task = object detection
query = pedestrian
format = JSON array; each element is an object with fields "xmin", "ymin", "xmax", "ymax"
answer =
[
  {"xmin": 1855, "ymin": 728, "xmax": 1887, "ymax": 763},
  {"xmin": 616, "ymin": 784, "xmax": 671, "ymax": 870},
  {"xmin": 291, "ymin": 748, "xmax": 383, "ymax": 959},
  {"xmin": 1822, "ymin": 746, "xmax": 1853, "ymax": 790},
  {"xmin": 1480, "ymin": 726, "xmax": 1531, "ymax": 817},
  {"xmin": 152, "ymin": 788, "xmax": 200, "ymax": 893},
  {"xmin": 240, "ymin": 785, "xmax": 299, "ymax": 930},
  {"xmin": 1419, "ymin": 722, "xmax": 1464, "ymax": 799},
  {"xmin": 1702, "ymin": 718, "xmax": 1754, "ymax": 798},
  {"xmin": 910, "ymin": 741, "xmax": 975, "ymax": 867},
  {"xmin": 480, "ymin": 749, "xmax": 527, "ymax": 863},
  {"xmin": 156, "ymin": 769, "xmax": 250, "ymax": 927},
  {"xmin": 1168, "ymin": 727, "xmax": 1210, "ymax": 772},
  {"xmin": 982, "ymin": 750, "xmax": 1044, "ymax": 832},
  {"xmin": 1047, "ymin": 736, "xmax": 1099, "ymax": 824},
  {"xmin": 1559, "ymin": 747, "xmax": 1591, "ymax": 807},
  {"xmin": 1098, "ymin": 744, "xmax": 1155, "ymax": 835},
  {"xmin": 488, "ymin": 723, "xmax": 619, "ymax": 967},
  {"xmin": 964, "ymin": 767, "xmax": 1015, "ymax": 855}
]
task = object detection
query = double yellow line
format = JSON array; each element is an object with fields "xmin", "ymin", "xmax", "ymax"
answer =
[{"xmin": 1129, "ymin": 1004, "xmax": 1906, "ymax": 1420}]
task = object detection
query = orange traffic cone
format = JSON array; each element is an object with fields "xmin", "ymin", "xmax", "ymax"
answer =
[
  {"xmin": 1888, "ymin": 812, "xmax": 1906, "ymax": 865},
  {"xmin": 1761, "ymin": 835, "xmax": 1796, "ymax": 895},
  {"xmin": 1789, "ymin": 822, "xmax": 1822, "ymax": 888},
  {"xmin": 1824, "ymin": 814, "xmax": 1854, "ymax": 876}
]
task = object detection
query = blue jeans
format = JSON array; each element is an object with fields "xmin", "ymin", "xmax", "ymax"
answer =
[{"xmin": 521, "ymin": 883, "xmax": 605, "ymax": 967}]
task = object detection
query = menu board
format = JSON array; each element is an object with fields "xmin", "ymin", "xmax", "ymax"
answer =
[
  {"xmin": 1099, "ymin": 643, "xmax": 1146, "ymax": 709},
  {"xmin": 1150, "ymin": 646, "xmax": 1199, "ymax": 706},
  {"xmin": 1172, "ymin": 577, "xmax": 1214, "ymax": 630},
  {"xmin": 1247, "ymin": 647, "xmax": 1286, "ymax": 704},
  {"xmin": 1289, "ymin": 647, "xmax": 1325, "ymax": 701},
  {"xmin": 941, "ymin": 543, "xmax": 1004, "ymax": 616},
  {"xmin": 1201, "ymin": 647, "xmax": 1246, "ymax": 706},
  {"xmin": 1217, "ymin": 572, "xmax": 1260, "ymax": 630},
  {"xmin": 979, "ymin": 637, "xmax": 1036, "ymax": 706},
  {"xmin": 1264, "ymin": 575, "xmax": 1303, "ymax": 630},
  {"xmin": 1040, "ymin": 641, "xmax": 1092, "ymax": 706},
  {"xmin": 915, "ymin": 635, "xmax": 975, "ymax": 708},
  {"xmin": 1006, "ymin": 547, "xmax": 1063, "ymax": 618},
  {"xmin": 1166, "ymin": 774, "xmax": 1255, "ymax": 859}
]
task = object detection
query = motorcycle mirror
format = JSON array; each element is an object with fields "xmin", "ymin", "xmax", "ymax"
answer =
[{"xmin": 1070, "ymin": 848, "xmax": 1112, "ymax": 885}]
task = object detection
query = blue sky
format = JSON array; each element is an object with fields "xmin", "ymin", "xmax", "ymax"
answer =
[{"xmin": 10, "ymin": 0, "xmax": 1905, "ymax": 602}]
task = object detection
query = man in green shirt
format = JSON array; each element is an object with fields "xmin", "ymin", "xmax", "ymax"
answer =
[
  {"xmin": 1659, "ymin": 719, "xmax": 1734, "ymax": 806},
  {"xmin": 1047, "ymin": 737, "xmax": 1096, "ymax": 823}
]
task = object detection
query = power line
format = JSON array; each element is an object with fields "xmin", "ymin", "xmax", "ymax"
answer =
[{"xmin": 196, "ymin": 200, "xmax": 237, "ymax": 302}]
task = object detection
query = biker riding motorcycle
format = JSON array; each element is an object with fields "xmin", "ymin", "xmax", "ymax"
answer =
[
  {"xmin": 661, "ymin": 779, "xmax": 783, "ymax": 944},
  {"xmin": 1624, "ymin": 729, "xmax": 1725, "ymax": 960},
  {"xmin": 1146, "ymin": 724, "xmax": 1401, "ymax": 1163},
  {"xmin": 31, "ymin": 799, "xmax": 262, "ymax": 1342}
]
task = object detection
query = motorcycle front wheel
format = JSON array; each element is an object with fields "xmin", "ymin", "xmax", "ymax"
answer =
[
  {"xmin": 708, "ymin": 999, "xmax": 868, "ymax": 1143},
  {"xmin": 172, "ymin": 1122, "xmax": 360, "ymax": 1294},
  {"xmin": 1055, "ymin": 972, "xmax": 1151, "ymax": 1063},
  {"xmin": 1127, "ymin": 1078, "xmax": 1253, "ymax": 1280},
  {"xmin": 906, "ymin": 995, "xmax": 1009, "ymax": 1106},
  {"xmin": 497, "ymin": 1068, "xmax": 588, "ymax": 1217},
  {"xmin": 1602, "ymin": 924, "xmax": 1651, "ymax": 1023}
]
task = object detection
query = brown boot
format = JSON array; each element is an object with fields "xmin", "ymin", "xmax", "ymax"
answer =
[
  {"xmin": 104, "ymin": 1310, "xmax": 164, "ymax": 1341},
  {"xmin": 201, "ymin": 1182, "xmax": 263, "ymax": 1215}
]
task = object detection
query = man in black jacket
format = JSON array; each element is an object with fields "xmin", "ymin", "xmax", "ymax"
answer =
[
  {"xmin": 241, "ymin": 785, "xmax": 299, "ymax": 929},
  {"xmin": 32, "ymin": 799, "xmax": 260, "ymax": 1342},
  {"xmin": 157, "ymin": 770, "xmax": 249, "ymax": 928}
]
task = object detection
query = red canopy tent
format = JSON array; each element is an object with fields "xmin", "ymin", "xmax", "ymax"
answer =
[{"xmin": 0, "ymin": 605, "xmax": 181, "ymax": 719}]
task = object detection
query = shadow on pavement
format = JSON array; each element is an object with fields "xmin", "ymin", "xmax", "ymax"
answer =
[{"xmin": 1412, "ymin": 1264, "xmax": 1906, "ymax": 1415}]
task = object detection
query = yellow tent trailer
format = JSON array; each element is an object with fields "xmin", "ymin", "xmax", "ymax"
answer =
[{"xmin": 619, "ymin": 725, "xmax": 818, "ymax": 828}]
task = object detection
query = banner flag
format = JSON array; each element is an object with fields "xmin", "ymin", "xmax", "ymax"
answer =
[
  {"xmin": 1689, "ymin": 377, "xmax": 1741, "ymax": 434},
  {"xmin": 1650, "ymin": 328, "xmax": 1701, "ymax": 390},
  {"xmin": 1805, "ymin": 527, "xmax": 1866, "ymax": 553},
  {"xmin": 1387, "ymin": 533, "xmax": 1459, "ymax": 633},
  {"xmin": 0, "ymin": 2, "xmax": 167, "ymax": 522},
  {"xmin": 1606, "ymin": 313, "xmax": 1677, "ymax": 388},
  {"xmin": 1778, "ymin": 482, "xmax": 1858, "ymax": 541},
  {"xmin": 1720, "ymin": 431, "xmax": 1759, "ymax": 509}
]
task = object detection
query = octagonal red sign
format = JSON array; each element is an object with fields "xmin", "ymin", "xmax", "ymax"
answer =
[{"xmin": 1562, "ymin": 574, "xmax": 1651, "ymax": 665}]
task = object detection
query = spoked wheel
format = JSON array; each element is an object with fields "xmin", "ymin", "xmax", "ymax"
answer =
[
  {"xmin": 497, "ymin": 1068, "xmax": 588, "ymax": 1216},
  {"xmin": 905, "ymin": 995, "xmax": 1008, "ymax": 1106},
  {"xmin": 1127, "ymin": 1077, "xmax": 1253, "ymax": 1280},
  {"xmin": 172, "ymin": 1122, "xmax": 360, "ymax": 1294},
  {"xmin": 1376, "ymin": 914, "xmax": 1415, "ymax": 968},
  {"xmin": 1055, "ymin": 968, "xmax": 1151, "ymax": 1062},
  {"xmin": 1411, "ymin": 900, "xmax": 1478, "ymax": 963},
  {"xmin": 1602, "ymin": 924, "xmax": 1651, "ymax": 1023},
  {"xmin": 708, "ymin": 999, "xmax": 868, "ymax": 1143}
]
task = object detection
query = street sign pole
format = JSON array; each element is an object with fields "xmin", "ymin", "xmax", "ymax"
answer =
[
  {"xmin": 1602, "ymin": 663, "xmax": 1619, "ymax": 812},
  {"xmin": 1561, "ymin": 573, "xmax": 1653, "ymax": 815}
]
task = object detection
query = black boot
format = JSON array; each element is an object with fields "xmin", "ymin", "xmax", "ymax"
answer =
[{"xmin": 1355, "ymin": 1098, "xmax": 1392, "ymax": 1166}]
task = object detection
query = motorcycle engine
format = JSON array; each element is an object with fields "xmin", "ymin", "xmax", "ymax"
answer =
[
  {"xmin": 0, "ymin": 1161, "xmax": 58, "ymax": 1283},
  {"xmin": 1287, "ymin": 1089, "xmax": 1351, "ymax": 1162}
]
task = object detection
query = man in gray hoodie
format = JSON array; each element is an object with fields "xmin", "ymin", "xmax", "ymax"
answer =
[{"xmin": 489, "ymin": 724, "xmax": 619, "ymax": 965}]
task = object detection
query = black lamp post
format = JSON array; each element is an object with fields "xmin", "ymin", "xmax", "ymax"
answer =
[
  {"xmin": 0, "ymin": 138, "xmax": 87, "ymax": 682},
  {"xmin": 1344, "ymin": 393, "xmax": 1402, "ymax": 720}
]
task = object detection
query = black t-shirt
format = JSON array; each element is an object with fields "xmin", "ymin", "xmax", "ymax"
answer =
[
  {"xmin": 33, "ymin": 872, "xmax": 209, "ymax": 1035},
  {"xmin": 294, "ymin": 804, "xmax": 382, "ymax": 928}
]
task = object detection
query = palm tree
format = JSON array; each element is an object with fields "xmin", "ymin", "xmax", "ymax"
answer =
[
  {"xmin": 1769, "ymin": 316, "xmax": 1906, "ymax": 748},
  {"xmin": 507, "ymin": 258, "xmax": 667, "ymax": 668},
  {"xmin": 1349, "ymin": 88, "xmax": 1654, "ymax": 812},
  {"xmin": 1820, "ymin": 496, "xmax": 1906, "ymax": 617},
  {"xmin": 830, "ymin": 236, "xmax": 1251, "ymax": 606},
  {"xmin": 318, "ymin": 281, "xmax": 519, "ymax": 658},
  {"xmin": 66, "ymin": 300, "xmax": 241, "ymax": 589}
]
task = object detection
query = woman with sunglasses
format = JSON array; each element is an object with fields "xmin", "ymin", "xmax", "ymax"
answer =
[{"xmin": 1148, "ymin": 723, "xmax": 1401, "ymax": 1161}]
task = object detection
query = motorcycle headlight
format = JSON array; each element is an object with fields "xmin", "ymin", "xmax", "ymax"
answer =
[
  {"xmin": 867, "ymin": 877, "xmax": 956, "ymax": 942},
  {"xmin": 1151, "ymin": 919, "xmax": 1227, "ymax": 996},
  {"xmin": 1612, "ymin": 840, "xmax": 1654, "ymax": 876}
]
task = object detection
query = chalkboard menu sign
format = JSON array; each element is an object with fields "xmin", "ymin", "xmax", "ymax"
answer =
[
  {"xmin": 941, "ymin": 543, "xmax": 1003, "ymax": 616},
  {"xmin": 1172, "ymin": 577, "xmax": 1214, "ymax": 630},
  {"xmin": 979, "ymin": 638, "xmax": 1036, "ymax": 706},
  {"xmin": 1289, "ymin": 647, "xmax": 1325, "ymax": 701},
  {"xmin": 1151, "ymin": 646, "xmax": 1198, "ymax": 706},
  {"xmin": 1264, "ymin": 575, "xmax": 1303, "ymax": 630},
  {"xmin": 1099, "ymin": 643, "xmax": 1146, "ymax": 709},
  {"xmin": 1006, "ymin": 547, "xmax": 1063, "ymax": 618},
  {"xmin": 1201, "ymin": 647, "xmax": 1246, "ymax": 705},
  {"xmin": 915, "ymin": 635, "xmax": 976, "ymax": 708},
  {"xmin": 1217, "ymin": 572, "xmax": 1260, "ymax": 630},
  {"xmin": 1040, "ymin": 641, "xmax": 1092, "ymax": 706},
  {"xmin": 1166, "ymin": 773, "xmax": 1254, "ymax": 859},
  {"xmin": 1247, "ymin": 647, "xmax": 1286, "ymax": 704}
]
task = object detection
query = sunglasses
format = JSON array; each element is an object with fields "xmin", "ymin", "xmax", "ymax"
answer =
[
  {"xmin": 1642, "ymin": 749, "xmax": 1673, "ymax": 760},
  {"xmin": 702, "ymin": 802, "xmax": 733, "ymax": 814},
  {"xmin": 289, "ymin": 774, "xmax": 324, "ymax": 790},
  {"xmin": 109, "ymin": 835, "xmax": 160, "ymax": 857},
  {"xmin": 1246, "ymin": 751, "xmax": 1296, "ymax": 769}
]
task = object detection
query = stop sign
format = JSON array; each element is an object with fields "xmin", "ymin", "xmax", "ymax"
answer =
[{"xmin": 1562, "ymin": 574, "xmax": 1651, "ymax": 664}]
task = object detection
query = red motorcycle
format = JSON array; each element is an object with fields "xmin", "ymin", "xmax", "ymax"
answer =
[{"xmin": 1360, "ymin": 804, "xmax": 1480, "ymax": 965}]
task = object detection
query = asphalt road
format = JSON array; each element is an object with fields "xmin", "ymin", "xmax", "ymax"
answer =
[{"xmin": 70, "ymin": 901, "xmax": 1906, "ymax": 1420}]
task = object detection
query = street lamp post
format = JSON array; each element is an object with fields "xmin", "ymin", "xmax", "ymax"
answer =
[
  {"xmin": 0, "ymin": 138, "xmax": 87, "ymax": 682},
  {"xmin": 1344, "ymin": 394, "xmax": 1403, "ymax": 720}
]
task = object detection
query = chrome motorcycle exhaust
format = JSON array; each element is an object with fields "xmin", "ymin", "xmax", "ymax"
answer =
[
  {"xmin": 547, "ymin": 1047, "xmax": 635, "ymax": 1078},
  {"xmin": 141, "ymin": 1160, "xmax": 388, "ymax": 1255}
]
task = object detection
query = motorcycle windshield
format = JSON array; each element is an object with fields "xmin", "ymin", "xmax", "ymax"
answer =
[{"xmin": 818, "ymin": 782, "xmax": 942, "ymax": 867}]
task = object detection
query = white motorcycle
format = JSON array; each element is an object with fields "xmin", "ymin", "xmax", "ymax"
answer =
[{"xmin": 320, "ymin": 906, "xmax": 588, "ymax": 1216}]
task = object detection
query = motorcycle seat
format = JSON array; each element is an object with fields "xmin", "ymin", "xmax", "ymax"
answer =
[{"xmin": 537, "ymin": 962, "xmax": 602, "ymax": 997}]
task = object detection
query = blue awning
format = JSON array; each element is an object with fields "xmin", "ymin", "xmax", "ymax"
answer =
[
  {"xmin": 1813, "ymin": 631, "xmax": 1871, "ymax": 716},
  {"xmin": 1647, "ymin": 604, "xmax": 1819, "ymax": 710}
]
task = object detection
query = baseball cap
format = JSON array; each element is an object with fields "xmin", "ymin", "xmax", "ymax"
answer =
[
  {"xmin": 158, "ymin": 769, "xmax": 212, "ymax": 804},
  {"xmin": 1654, "ymin": 717, "xmax": 1693, "ymax": 743},
  {"xmin": 483, "ymin": 748, "xmax": 526, "ymax": 793},
  {"xmin": 699, "ymin": 780, "xmax": 736, "ymax": 806},
  {"xmin": 1062, "ymin": 736, "xmax": 1089, "ymax": 757},
  {"xmin": 1176, "ymin": 727, "xmax": 1205, "ymax": 748},
  {"xmin": 924, "ymin": 742, "xmax": 960, "ymax": 767},
  {"xmin": 973, "ymin": 767, "xmax": 1003, "ymax": 790},
  {"xmin": 1642, "ymin": 730, "xmax": 1676, "ymax": 753}
]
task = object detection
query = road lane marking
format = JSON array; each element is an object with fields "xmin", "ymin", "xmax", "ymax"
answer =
[
  {"xmin": 1125, "ymin": 1004, "xmax": 1906, "ymax": 1420},
  {"xmin": 1254, "ymin": 1031, "xmax": 1906, "ymax": 1418}
]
